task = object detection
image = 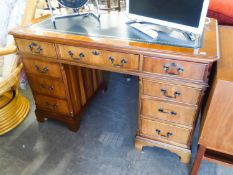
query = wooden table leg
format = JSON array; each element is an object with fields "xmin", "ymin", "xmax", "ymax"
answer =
[
  {"xmin": 191, "ymin": 145, "xmax": 206, "ymax": 175},
  {"xmin": 117, "ymin": 0, "xmax": 121, "ymax": 11},
  {"xmin": 101, "ymin": 0, "xmax": 121, "ymax": 11},
  {"xmin": 107, "ymin": 0, "xmax": 111, "ymax": 9}
]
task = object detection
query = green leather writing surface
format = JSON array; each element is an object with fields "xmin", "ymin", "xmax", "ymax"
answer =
[{"xmin": 30, "ymin": 13, "xmax": 203, "ymax": 48}]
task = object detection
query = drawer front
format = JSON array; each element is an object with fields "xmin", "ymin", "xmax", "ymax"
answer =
[
  {"xmin": 28, "ymin": 75, "xmax": 66, "ymax": 99},
  {"xmin": 34, "ymin": 94, "xmax": 70, "ymax": 114},
  {"xmin": 143, "ymin": 57, "xmax": 207, "ymax": 81},
  {"xmin": 22, "ymin": 58, "xmax": 62, "ymax": 78},
  {"xmin": 141, "ymin": 98, "xmax": 196, "ymax": 126},
  {"xmin": 141, "ymin": 118, "xmax": 191, "ymax": 145},
  {"xmin": 58, "ymin": 45, "xmax": 139, "ymax": 71},
  {"xmin": 16, "ymin": 39, "xmax": 57, "ymax": 58},
  {"xmin": 93, "ymin": 50, "xmax": 139, "ymax": 71},
  {"xmin": 58, "ymin": 45, "xmax": 91, "ymax": 64},
  {"xmin": 142, "ymin": 79, "xmax": 202, "ymax": 105}
]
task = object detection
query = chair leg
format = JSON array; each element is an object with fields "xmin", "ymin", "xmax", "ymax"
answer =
[
  {"xmin": 0, "ymin": 90, "xmax": 30, "ymax": 135},
  {"xmin": 191, "ymin": 145, "xmax": 206, "ymax": 175}
]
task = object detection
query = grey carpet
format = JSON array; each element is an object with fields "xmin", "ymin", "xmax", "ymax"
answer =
[{"xmin": 0, "ymin": 73, "xmax": 232, "ymax": 175}]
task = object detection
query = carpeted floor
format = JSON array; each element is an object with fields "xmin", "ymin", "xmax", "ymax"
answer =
[{"xmin": 0, "ymin": 73, "xmax": 232, "ymax": 175}]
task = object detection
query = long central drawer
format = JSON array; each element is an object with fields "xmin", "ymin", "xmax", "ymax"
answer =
[{"xmin": 58, "ymin": 45, "xmax": 139, "ymax": 71}]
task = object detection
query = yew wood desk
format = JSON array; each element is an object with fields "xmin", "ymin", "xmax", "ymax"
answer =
[
  {"xmin": 10, "ymin": 13, "xmax": 219, "ymax": 163},
  {"xmin": 191, "ymin": 26, "xmax": 233, "ymax": 174}
]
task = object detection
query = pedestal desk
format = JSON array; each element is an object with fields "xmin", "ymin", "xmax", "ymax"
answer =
[{"xmin": 10, "ymin": 13, "xmax": 219, "ymax": 163}]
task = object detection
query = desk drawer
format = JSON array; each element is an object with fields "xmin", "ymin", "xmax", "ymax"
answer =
[
  {"xmin": 141, "ymin": 118, "xmax": 191, "ymax": 145},
  {"xmin": 58, "ymin": 45, "xmax": 139, "ymax": 71},
  {"xmin": 141, "ymin": 98, "xmax": 197, "ymax": 126},
  {"xmin": 28, "ymin": 75, "xmax": 66, "ymax": 99},
  {"xmin": 58, "ymin": 45, "xmax": 91, "ymax": 64},
  {"xmin": 34, "ymin": 94, "xmax": 70, "ymax": 114},
  {"xmin": 93, "ymin": 50, "xmax": 139, "ymax": 71},
  {"xmin": 16, "ymin": 39, "xmax": 57, "ymax": 58},
  {"xmin": 142, "ymin": 79, "xmax": 202, "ymax": 105},
  {"xmin": 22, "ymin": 58, "xmax": 62, "ymax": 78},
  {"xmin": 143, "ymin": 57, "xmax": 207, "ymax": 81}
]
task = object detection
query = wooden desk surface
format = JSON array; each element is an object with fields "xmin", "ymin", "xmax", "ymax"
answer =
[
  {"xmin": 10, "ymin": 12, "xmax": 219, "ymax": 63},
  {"xmin": 199, "ymin": 26, "xmax": 233, "ymax": 156}
]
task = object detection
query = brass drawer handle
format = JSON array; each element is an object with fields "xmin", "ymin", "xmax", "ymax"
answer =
[
  {"xmin": 68, "ymin": 50, "xmax": 85, "ymax": 60},
  {"xmin": 160, "ymin": 88, "xmax": 181, "ymax": 99},
  {"xmin": 34, "ymin": 65, "xmax": 49, "ymax": 74},
  {"xmin": 92, "ymin": 50, "xmax": 100, "ymax": 56},
  {"xmin": 155, "ymin": 129, "xmax": 173, "ymax": 138},
  {"xmin": 163, "ymin": 62, "xmax": 184, "ymax": 75},
  {"xmin": 28, "ymin": 42, "xmax": 43, "ymax": 54},
  {"xmin": 44, "ymin": 101, "xmax": 58, "ymax": 110},
  {"xmin": 40, "ymin": 84, "xmax": 54, "ymax": 91},
  {"xmin": 158, "ymin": 108, "xmax": 177, "ymax": 116},
  {"xmin": 108, "ymin": 57, "xmax": 127, "ymax": 68}
]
